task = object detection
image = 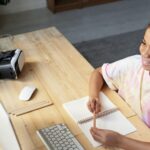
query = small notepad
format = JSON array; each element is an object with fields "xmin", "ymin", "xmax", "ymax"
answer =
[{"xmin": 63, "ymin": 92, "xmax": 136, "ymax": 147}]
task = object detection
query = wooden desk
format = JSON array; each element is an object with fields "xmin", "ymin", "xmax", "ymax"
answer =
[{"xmin": 0, "ymin": 27, "xmax": 149, "ymax": 150}]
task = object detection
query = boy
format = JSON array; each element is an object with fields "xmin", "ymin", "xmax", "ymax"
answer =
[{"xmin": 88, "ymin": 24, "xmax": 150, "ymax": 149}]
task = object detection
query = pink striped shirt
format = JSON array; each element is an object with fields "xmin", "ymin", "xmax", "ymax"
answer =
[{"xmin": 101, "ymin": 55, "xmax": 150, "ymax": 127}]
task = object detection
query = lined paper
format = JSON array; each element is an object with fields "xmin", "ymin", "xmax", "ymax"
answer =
[{"xmin": 63, "ymin": 92, "xmax": 136, "ymax": 147}]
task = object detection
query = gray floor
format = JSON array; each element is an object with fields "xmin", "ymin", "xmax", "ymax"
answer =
[{"xmin": 0, "ymin": 0, "xmax": 150, "ymax": 43}]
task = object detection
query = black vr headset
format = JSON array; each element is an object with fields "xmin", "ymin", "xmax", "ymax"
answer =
[{"xmin": 0, "ymin": 49, "xmax": 24, "ymax": 79}]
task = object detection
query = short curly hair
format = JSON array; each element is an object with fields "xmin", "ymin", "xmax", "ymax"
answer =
[{"xmin": 147, "ymin": 23, "xmax": 150, "ymax": 29}]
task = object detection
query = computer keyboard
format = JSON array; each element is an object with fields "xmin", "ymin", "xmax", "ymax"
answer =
[{"xmin": 37, "ymin": 123, "xmax": 84, "ymax": 150}]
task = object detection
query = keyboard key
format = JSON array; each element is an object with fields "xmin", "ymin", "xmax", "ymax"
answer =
[{"xmin": 37, "ymin": 123, "xmax": 84, "ymax": 150}]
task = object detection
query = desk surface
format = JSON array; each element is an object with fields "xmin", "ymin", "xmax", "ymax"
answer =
[{"xmin": 0, "ymin": 27, "xmax": 149, "ymax": 150}]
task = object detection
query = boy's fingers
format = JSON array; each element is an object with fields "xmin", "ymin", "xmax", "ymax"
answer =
[
  {"xmin": 92, "ymin": 133, "xmax": 103, "ymax": 142},
  {"xmin": 87, "ymin": 101, "xmax": 94, "ymax": 112},
  {"xmin": 87, "ymin": 103, "xmax": 92, "ymax": 112},
  {"xmin": 91, "ymin": 100, "xmax": 96, "ymax": 110},
  {"xmin": 90, "ymin": 128, "xmax": 103, "ymax": 141},
  {"xmin": 94, "ymin": 98, "xmax": 101, "ymax": 113},
  {"xmin": 95, "ymin": 103, "xmax": 101, "ymax": 113},
  {"xmin": 87, "ymin": 98, "xmax": 101, "ymax": 113},
  {"xmin": 91, "ymin": 127, "xmax": 98, "ymax": 133},
  {"xmin": 91, "ymin": 127, "xmax": 104, "ymax": 134}
]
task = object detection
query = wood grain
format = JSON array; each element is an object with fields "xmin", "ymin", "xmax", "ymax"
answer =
[
  {"xmin": 10, "ymin": 106, "xmax": 64, "ymax": 150},
  {"xmin": 1, "ymin": 27, "xmax": 149, "ymax": 150}
]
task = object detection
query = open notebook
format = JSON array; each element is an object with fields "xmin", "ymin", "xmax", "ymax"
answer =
[{"xmin": 63, "ymin": 92, "xmax": 136, "ymax": 147}]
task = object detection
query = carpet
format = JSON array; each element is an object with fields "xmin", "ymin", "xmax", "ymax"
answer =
[{"xmin": 74, "ymin": 29, "xmax": 145, "ymax": 68}]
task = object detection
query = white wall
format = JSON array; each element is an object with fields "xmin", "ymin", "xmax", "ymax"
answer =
[{"xmin": 0, "ymin": 0, "xmax": 47, "ymax": 14}]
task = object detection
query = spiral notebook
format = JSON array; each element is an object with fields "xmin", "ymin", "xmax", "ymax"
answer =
[{"xmin": 63, "ymin": 92, "xmax": 136, "ymax": 147}]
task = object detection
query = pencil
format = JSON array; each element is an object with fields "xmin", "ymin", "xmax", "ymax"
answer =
[
  {"xmin": 93, "ymin": 101, "xmax": 96, "ymax": 128},
  {"xmin": 93, "ymin": 111, "xmax": 96, "ymax": 128}
]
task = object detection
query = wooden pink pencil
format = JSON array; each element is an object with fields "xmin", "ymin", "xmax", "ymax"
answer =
[
  {"xmin": 93, "ymin": 111, "xmax": 96, "ymax": 128},
  {"xmin": 93, "ymin": 101, "xmax": 96, "ymax": 128}
]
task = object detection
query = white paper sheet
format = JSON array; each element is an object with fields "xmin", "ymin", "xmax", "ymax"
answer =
[{"xmin": 63, "ymin": 92, "xmax": 136, "ymax": 147}]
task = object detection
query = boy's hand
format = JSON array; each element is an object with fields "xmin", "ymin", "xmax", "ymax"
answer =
[
  {"xmin": 87, "ymin": 97, "xmax": 101, "ymax": 114},
  {"xmin": 90, "ymin": 127, "xmax": 122, "ymax": 147}
]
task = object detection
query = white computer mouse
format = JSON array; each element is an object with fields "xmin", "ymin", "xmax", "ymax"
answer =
[{"xmin": 19, "ymin": 85, "xmax": 37, "ymax": 101}]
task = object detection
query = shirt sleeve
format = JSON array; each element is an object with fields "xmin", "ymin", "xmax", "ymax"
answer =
[
  {"xmin": 101, "ymin": 55, "xmax": 139, "ymax": 91},
  {"xmin": 101, "ymin": 63, "xmax": 120, "ymax": 90}
]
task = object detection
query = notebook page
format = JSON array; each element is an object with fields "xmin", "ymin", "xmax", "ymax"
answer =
[
  {"xmin": 79, "ymin": 111, "xmax": 136, "ymax": 147},
  {"xmin": 63, "ymin": 92, "xmax": 116, "ymax": 123},
  {"xmin": 63, "ymin": 92, "xmax": 136, "ymax": 147}
]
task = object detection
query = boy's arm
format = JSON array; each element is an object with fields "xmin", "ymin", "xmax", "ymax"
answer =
[
  {"xmin": 88, "ymin": 67, "xmax": 104, "ymax": 113},
  {"xmin": 120, "ymin": 136, "xmax": 150, "ymax": 150},
  {"xmin": 89, "ymin": 67, "xmax": 104, "ymax": 98},
  {"xmin": 90, "ymin": 128, "xmax": 150, "ymax": 150}
]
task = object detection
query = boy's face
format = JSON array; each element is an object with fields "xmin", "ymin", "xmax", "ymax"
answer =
[{"xmin": 139, "ymin": 28, "xmax": 150, "ymax": 71}]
